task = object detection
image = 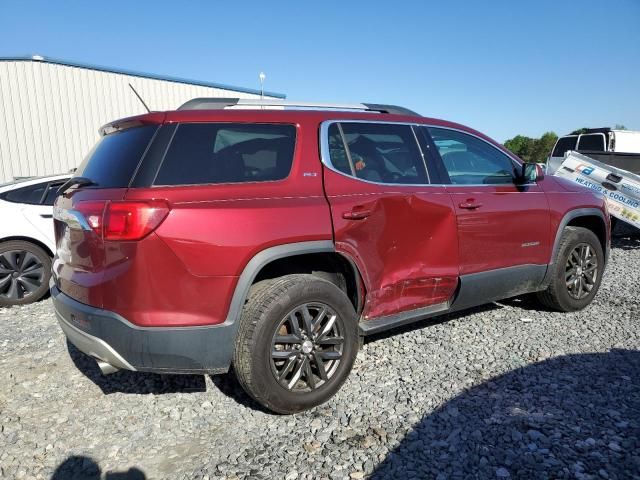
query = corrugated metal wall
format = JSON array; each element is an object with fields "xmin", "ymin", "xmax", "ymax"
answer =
[{"xmin": 0, "ymin": 60, "xmax": 273, "ymax": 182}]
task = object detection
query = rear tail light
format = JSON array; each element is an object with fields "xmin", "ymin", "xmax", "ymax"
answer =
[
  {"xmin": 74, "ymin": 201, "xmax": 106, "ymax": 236},
  {"xmin": 75, "ymin": 200, "xmax": 170, "ymax": 240},
  {"xmin": 103, "ymin": 201, "xmax": 170, "ymax": 240}
]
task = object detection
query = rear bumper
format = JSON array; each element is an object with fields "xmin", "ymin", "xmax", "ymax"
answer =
[{"xmin": 51, "ymin": 285, "xmax": 236, "ymax": 374}]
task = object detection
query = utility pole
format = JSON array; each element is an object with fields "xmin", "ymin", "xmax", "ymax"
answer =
[{"xmin": 259, "ymin": 72, "xmax": 266, "ymax": 100}]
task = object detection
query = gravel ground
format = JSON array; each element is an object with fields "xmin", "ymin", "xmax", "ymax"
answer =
[{"xmin": 1, "ymin": 233, "xmax": 639, "ymax": 480}]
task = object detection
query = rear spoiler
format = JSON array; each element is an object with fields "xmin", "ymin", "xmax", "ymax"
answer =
[{"xmin": 99, "ymin": 112, "xmax": 166, "ymax": 136}]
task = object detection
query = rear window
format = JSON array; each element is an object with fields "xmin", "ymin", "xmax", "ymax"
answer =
[
  {"xmin": 154, "ymin": 123, "xmax": 296, "ymax": 186},
  {"xmin": 76, "ymin": 125, "xmax": 158, "ymax": 188},
  {"xmin": 551, "ymin": 136, "xmax": 578, "ymax": 157},
  {"xmin": 577, "ymin": 134, "xmax": 606, "ymax": 152}
]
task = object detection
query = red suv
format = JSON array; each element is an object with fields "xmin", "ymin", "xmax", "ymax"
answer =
[{"xmin": 52, "ymin": 99, "xmax": 610, "ymax": 413}]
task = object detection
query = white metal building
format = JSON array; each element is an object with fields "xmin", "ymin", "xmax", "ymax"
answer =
[{"xmin": 0, "ymin": 55, "xmax": 285, "ymax": 182}]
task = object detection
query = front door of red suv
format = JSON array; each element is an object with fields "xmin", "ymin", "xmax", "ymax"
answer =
[
  {"xmin": 423, "ymin": 127, "xmax": 551, "ymax": 277},
  {"xmin": 321, "ymin": 121, "xmax": 459, "ymax": 321}
]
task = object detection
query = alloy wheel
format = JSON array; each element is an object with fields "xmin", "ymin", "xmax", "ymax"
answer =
[
  {"xmin": 565, "ymin": 243, "xmax": 598, "ymax": 300},
  {"xmin": 270, "ymin": 303, "xmax": 344, "ymax": 391},
  {"xmin": 0, "ymin": 250, "xmax": 45, "ymax": 301}
]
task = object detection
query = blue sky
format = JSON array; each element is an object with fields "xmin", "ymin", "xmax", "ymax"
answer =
[{"xmin": 1, "ymin": 0, "xmax": 638, "ymax": 142}]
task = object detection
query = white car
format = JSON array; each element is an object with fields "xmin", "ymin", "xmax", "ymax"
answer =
[{"xmin": 0, "ymin": 174, "xmax": 71, "ymax": 306}]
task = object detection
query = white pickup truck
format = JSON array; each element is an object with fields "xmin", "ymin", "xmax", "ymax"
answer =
[
  {"xmin": 553, "ymin": 151, "xmax": 640, "ymax": 230},
  {"xmin": 548, "ymin": 128, "xmax": 640, "ymax": 175}
]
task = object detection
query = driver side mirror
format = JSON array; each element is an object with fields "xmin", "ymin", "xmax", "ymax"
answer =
[{"xmin": 518, "ymin": 162, "xmax": 544, "ymax": 184}]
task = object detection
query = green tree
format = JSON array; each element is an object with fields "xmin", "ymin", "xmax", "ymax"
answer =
[
  {"xmin": 614, "ymin": 124, "xmax": 627, "ymax": 130},
  {"xmin": 504, "ymin": 135, "xmax": 534, "ymax": 162},
  {"xmin": 570, "ymin": 127, "xmax": 589, "ymax": 135},
  {"xmin": 530, "ymin": 132, "xmax": 558, "ymax": 163},
  {"xmin": 504, "ymin": 132, "xmax": 558, "ymax": 163}
]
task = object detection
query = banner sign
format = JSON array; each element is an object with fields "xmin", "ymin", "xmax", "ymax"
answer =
[{"xmin": 553, "ymin": 151, "xmax": 640, "ymax": 228}]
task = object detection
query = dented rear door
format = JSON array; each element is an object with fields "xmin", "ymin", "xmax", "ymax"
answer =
[{"xmin": 321, "ymin": 121, "xmax": 459, "ymax": 321}]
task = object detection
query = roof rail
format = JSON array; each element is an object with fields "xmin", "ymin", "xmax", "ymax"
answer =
[{"xmin": 177, "ymin": 98, "xmax": 420, "ymax": 116}]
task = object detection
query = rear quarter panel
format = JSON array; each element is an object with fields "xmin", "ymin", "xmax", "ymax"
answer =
[
  {"xmin": 125, "ymin": 118, "xmax": 332, "ymax": 277},
  {"xmin": 118, "ymin": 118, "xmax": 333, "ymax": 326}
]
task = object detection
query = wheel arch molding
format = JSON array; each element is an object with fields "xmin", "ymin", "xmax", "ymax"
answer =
[
  {"xmin": 544, "ymin": 208, "xmax": 609, "ymax": 285},
  {"xmin": 229, "ymin": 241, "xmax": 366, "ymax": 326}
]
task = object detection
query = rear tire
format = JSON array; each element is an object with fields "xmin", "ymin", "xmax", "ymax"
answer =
[
  {"xmin": 233, "ymin": 274, "xmax": 359, "ymax": 414},
  {"xmin": 536, "ymin": 227, "xmax": 604, "ymax": 312},
  {"xmin": 0, "ymin": 240, "xmax": 51, "ymax": 307}
]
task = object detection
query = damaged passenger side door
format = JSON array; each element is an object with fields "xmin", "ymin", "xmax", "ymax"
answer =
[{"xmin": 321, "ymin": 121, "xmax": 459, "ymax": 322}]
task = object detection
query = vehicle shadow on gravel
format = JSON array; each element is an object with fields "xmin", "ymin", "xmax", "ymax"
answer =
[
  {"xmin": 497, "ymin": 294, "xmax": 556, "ymax": 313},
  {"xmin": 66, "ymin": 341, "xmax": 273, "ymax": 411},
  {"xmin": 612, "ymin": 221, "xmax": 640, "ymax": 247},
  {"xmin": 67, "ymin": 342, "xmax": 206, "ymax": 395},
  {"xmin": 209, "ymin": 370, "xmax": 275, "ymax": 414},
  {"xmin": 612, "ymin": 235, "xmax": 640, "ymax": 250},
  {"xmin": 371, "ymin": 349, "xmax": 640, "ymax": 479},
  {"xmin": 51, "ymin": 455, "xmax": 146, "ymax": 479}
]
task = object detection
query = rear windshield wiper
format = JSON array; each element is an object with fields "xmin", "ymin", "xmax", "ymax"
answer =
[{"xmin": 57, "ymin": 176, "xmax": 97, "ymax": 194}]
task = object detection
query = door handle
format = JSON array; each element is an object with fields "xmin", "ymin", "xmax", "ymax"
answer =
[
  {"xmin": 342, "ymin": 208, "xmax": 372, "ymax": 220},
  {"xmin": 458, "ymin": 200, "xmax": 483, "ymax": 210}
]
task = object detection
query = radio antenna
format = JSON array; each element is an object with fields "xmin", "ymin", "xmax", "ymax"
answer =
[{"xmin": 128, "ymin": 83, "xmax": 151, "ymax": 113}]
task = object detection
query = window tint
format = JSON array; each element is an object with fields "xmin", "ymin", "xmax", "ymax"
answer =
[
  {"xmin": 327, "ymin": 123, "xmax": 428, "ymax": 184},
  {"xmin": 577, "ymin": 134, "xmax": 606, "ymax": 152},
  {"xmin": 552, "ymin": 136, "xmax": 578, "ymax": 157},
  {"xmin": 76, "ymin": 125, "xmax": 158, "ymax": 188},
  {"xmin": 427, "ymin": 127, "xmax": 516, "ymax": 185},
  {"xmin": 327, "ymin": 124, "xmax": 354, "ymax": 177},
  {"xmin": 3, "ymin": 182, "xmax": 47, "ymax": 204},
  {"xmin": 43, "ymin": 183, "xmax": 65, "ymax": 206},
  {"xmin": 154, "ymin": 123, "xmax": 296, "ymax": 186}
]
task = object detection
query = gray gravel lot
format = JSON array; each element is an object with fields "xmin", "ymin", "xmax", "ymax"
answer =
[{"xmin": 1, "ymin": 234, "xmax": 639, "ymax": 480}]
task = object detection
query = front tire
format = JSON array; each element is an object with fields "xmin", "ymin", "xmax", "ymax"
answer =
[
  {"xmin": 233, "ymin": 274, "xmax": 359, "ymax": 414},
  {"xmin": 537, "ymin": 227, "xmax": 604, "ymax": 312},
  {"xmin": 0, "ymin": 240, "xmax": 51, "ymax": 307}
]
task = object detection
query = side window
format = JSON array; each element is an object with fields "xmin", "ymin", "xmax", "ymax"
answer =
[
  {"xmin": 43, "ymin": 182, "xmax": 65, "ymax": 206},
  {"xmin": 3, "ymin": 182, "xmax": 48, "ymax": 204},
  {"xmin": 154, "ymin": 123, "xmax": 296, "ymax": 186},
  {"xmin": 426, "ymin": 127, "xmax": 516, "ymax": 185},
  {"xmin": 326, "ymin": 122, "xmax": 428, "ymax": 184},
  {"xmin": 552, "ymin": 136, "xmax": 578, "ymax": 157}
]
